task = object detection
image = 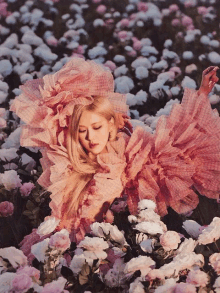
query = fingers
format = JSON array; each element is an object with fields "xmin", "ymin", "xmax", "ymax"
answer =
[
  {"xmin": 204, "ymin": 66, "xmax": 219, "ymax": 79},
  {"xmin": 203, "ymin": 66, "xmax": 216, "ymax": 75}
]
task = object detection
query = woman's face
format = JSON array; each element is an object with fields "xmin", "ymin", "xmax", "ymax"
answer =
[{"xmin": 78, "ymin": 110, "xmax": 113, "ymax": 159}]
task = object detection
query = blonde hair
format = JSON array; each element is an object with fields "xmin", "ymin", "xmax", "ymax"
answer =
[{"xmin": 63, "ymin": 96, "xmax": 119, "ymax": 226}]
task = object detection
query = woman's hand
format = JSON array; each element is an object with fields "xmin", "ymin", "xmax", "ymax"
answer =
[
  {"xmin": 198, "ymin": 66, "xmax": 219, "ymax": 96},
  {"xmin": 115, "ymin": 113, "xmax": 133, "ymax": 133}
]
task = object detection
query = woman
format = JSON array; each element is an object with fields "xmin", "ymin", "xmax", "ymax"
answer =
[{"xmin": 10, "ymin": 58, "xmax": 220, "ymax": 251}]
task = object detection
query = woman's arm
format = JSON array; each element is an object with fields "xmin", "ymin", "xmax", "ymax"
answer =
[{"xmin": 197, "ymin": 66, "xmax": 219, "ymax": 96}]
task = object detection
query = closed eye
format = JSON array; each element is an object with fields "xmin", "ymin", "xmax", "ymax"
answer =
[{"xmin": 79, "ymin": 126, "xmax": 102, "ymax": 133}]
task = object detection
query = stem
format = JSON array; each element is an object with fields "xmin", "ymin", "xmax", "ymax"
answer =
[
  {"xmin": 6, "ymin": 217, "xmax": 19, "ymax": 247},
  {"xmin": 214, "ymin": 241, "xmax": 220, "ymax": 252}
]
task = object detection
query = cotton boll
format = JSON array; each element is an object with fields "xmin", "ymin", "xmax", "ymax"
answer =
[
  {"xmin": 210, "ymin": 40, "xmax": 219, "ymax": 48},
  {"xmin": 126, "ymin": 4, "xmax": 135, "ymax": 12},
  {"xmin": 0, "ymin": 26, "xmax": 10, "ymax": 35},
  {"xmin": 130, "ymin": 110, "xmax": 139, "ymax": 119},
  {"xmin": 200, "ymin": 35, "xmax": 210, "ymax": 45},
  {"xmin": 2, "ymin": 34, "xmax": 18, "ymax": 49},
  {"xmin": 114, "ymin": 65, "xmax": 128, "ymax": 78},
  {"xmin": 199, "ymin": 54, "xmax": 206, "ymax": 62},
  {"xmin": 148, "ymin": 56, "xmax": 157, "ymax": 64},
  {"xmin": 162, "ymin": 49, "xmax": 180, "ymax": 63},
  {"xmin": 69, "ymin": 3, "xmax": 82, "ymax": 14},
  {"xmin": 41, "ymin": 18, "xmax": 53, "ymax": 27},
  {"xmin": 126, "ymin": 93, "xmax": 137, "ymax": 106},
  {"xmin": 131, "ymin": 57, "xmax": 151, "ymax": 69},
  {"xmin": 182, "ymin": 51, "xmax": 194, "ymax": 60},
  {"xmin": 115, "ymin": 76, "xmax": 134, "ymax": 93},
  {"xmin": 67, "ymin": 41, "xmax": 79, "ymax": 50},
  {"xmin": 181, "ymin": 76, "xmax": 197, "ymax": 89},
  {"xmin": 22, "ymin": 31, "xmax": 43, "ymax": 46},
  {"xmin": 12, "ymin": 88, "xmax": 22, "ymax": 96},
  {"xmin": 21, "ymin": 12, "xmax": 31, "ymax": 24},
  {"xmin": 20, "ymin": 25, "xmax": 31, "ymax": 34},
  {"xmin": 40, "ymin": 65, "xmax": 51, "ymax": 76},
  {"xmin": 20, "ymin": 73, "xmax": 33, "ymax": 84},
  {"xmin": 93, "ymin": 19, "xmax": 105, "ymax": 27},
  {"xmin": 135, "ymin": 90, "xmax": 148, "ymax": 105},
  {"xmin": 92, "ymin": 57, "xmax": 105, "ymax": 64},
  {"xmin": 182, "ymin": 220, "xmax": 202, "ymax": 239},
  {"xmin": 141, "ymin": 45, "xmax": 159, "ymax": 57},
  {"xmin": 170, "ymin": 86, "xmax": 180, "ymax": 96},
  {"xmin": 34, "ymin": 47, "xmax": 58, "ymax": 63},
  {"xmin": 208, "ymin": 52, "xmax": 220, "ymax": 64},
  {"xmin": 5, "ymin": 15, "xmax": 17, "ymax": 25},
  {"xmin": 14, "ymin": 62, "xmax": 31, "ymax": 76},
  {"xmin": 209, "ymin": 94, "xmax": 220, "ymax": 104},
  {"xmin": 152, "ymin": 60, "xmax": 168, "ymax": 71},
  {"xmin": 164, "ymin": 39, "xmax": 172, "ymax": 48},
  {"xmin": 0, "ymin": 92, "xmax": 8, "ymax": 104},
  {"xmin": 158, "ymin": 71, "xmax": 175, "ymax": 82},
  {"xmin": 135, "ymin": 66, "xmax": 149, "ymax": 80},
  {"xmin": 52, "ymin": 61, "xmax": 63, "ymax": 72},
  {"xmin": 0, "ymin": 81, "xmax": 9, "ymax": 93},
  {"xmin": 149, "ymin": 80, "xmax": 165, "ymax": 95},
  {"xmin": 30, "ymin": 8, "xmax": 44, "ymax": 26},
  {"xmin": 0, "ymin": 60, "xmax": 12, "ymax": 77},
  {"xmin": 88, "ymin": 46, "xmax": 107, "ymax": 59},
  {"xmin": 140, "ymin": 38, "xmax": 152, "ymax": 46},
  {"xmin": 113, "ymin": 55, "xmax": 126, "ymax": 63}
]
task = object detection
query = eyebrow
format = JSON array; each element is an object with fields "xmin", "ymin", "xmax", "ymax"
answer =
[{"xmin": 79, "ymin": 122, "xmax": 101, "ymax": 127}]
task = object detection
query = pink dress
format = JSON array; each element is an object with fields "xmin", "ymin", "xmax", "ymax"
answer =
[{"xmin": 9, "ymin": 59, "xmax": 220, "ymax": 261}]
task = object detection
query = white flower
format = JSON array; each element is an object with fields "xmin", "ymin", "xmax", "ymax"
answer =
[
  {"xmin": 154, "ymin": 278, "xmax": 176, "ymax": 293},
  {"xmin": 0, "ymin": 148, "xmax": 18, "ymax": 162},
  {"xmin": 88, "ymin": 46, "xmax": 107, "ymax": 59},
  {"xmin": 214, "ymin": 276, "xmax": 220, "ymax": 289},
  {"xmin": 182, "ymin": 51, "xmax": 194, "ymax": 60},
  {"xmin": 138, "ymin": 209, "xmax": 160, "ymax": 223},
  {"xmin": 1, "ymin": 170, "xmax": 22, "ymax": 190},
  {"xmin": 198, "ymin": 217, "xmax": 220, "ymax": 245},
  {"xmin": 0, "ymin": 272, "xmax": 16, "ymax": 293},
  {"xmin": 0, "ymin": 247, "xmax": 27, "ymax": 268},
  {"xmin": 131, "ymin": 57, "xmax": 151, "ymax": 69},
  {"xmin": 134, "ymin": 221, "xmax": 165, "ymax": 235},
  {"xmin": 208, "ymin": 52, "xmax": 220, "ymax": 64},
  {"xmin": 37, "ymin": 216, "xmax": 60, "ymax": 236},
  {"xmin": 78, "ymin": 236, "xmax": 109, "ymax": 259},
  {"xmin": 181, "ymin": 76, "xmax": 197, "ymax": 89},
  {"xmin": 114, "ymin": 65, "xmax": 128, "ymax": 78},
  {"xmin": 128, "ymin": 215, "xmax": 138, "ymax": 223},
  {"xmin": 129, "ymin": 276, "xmax": 145, "ymax": 293},
  {"xmin": 135, "ymin": 90, "xmax": 148, "ymax": 105},
  {"xmin": 135, "ymin": 66, "xmax": 149, "ymax": 80},
  {"xmin": 124, "ymin": 255, "xmax": 155, "ymax": 277},
  {"xmin": 138, "ymin": 199, "xmax": 156, "ymax": 211},
  {"xmin": 182, "ymin": 220, "xmax": 202, "ymax": 239},
  {"xmin": 31, "ymin": 238, "xmax": 50, "ymax": 263},
  {"xmin": 115, "ymin": 76, "xmax": 134, "ymax": 93},
  {"xmin": 104, "ymin": 258, "xmax": 126, "ymax": 288},
  {"xmin": 136, "ymin": 232, "xmax": 148, "ymax": 245},
  {"xmin": 175, "ymin": 238, "xmax": 197, "ymax": 255},
  {"xmin": 200, "ymin": 35, "xmax": 210, "ymax": 45},
  {"xmin": 0, "ymin": 60, "xmax": 12, "ymax": 77},
  {"xmin": 70, "ymin": 253, "xmax": 92, "ymax": 275}
]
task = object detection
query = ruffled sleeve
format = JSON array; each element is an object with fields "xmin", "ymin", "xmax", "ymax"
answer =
[{"xmin": 122, "ymin": 88, "xmax": 220, "ymax": 217}]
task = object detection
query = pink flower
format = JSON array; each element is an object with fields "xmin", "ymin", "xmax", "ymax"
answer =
[
  {"xmin": 176, "ymin": 32, "xmax": 183, "ymax": 38},
  {"xmin": 187, "ymin": 24, "xmax": 195, "ymax": 31},
  {"xmin": 17, "ymin": 265, "xmax": 40, "ymax": 281},
  {"xmin": 169, "ymin": 4, "xmax": 179, "ymax": 13},
  {"xmin": 0, "ymin": 2, "xmax": 8, "ymax": 17},
  {"xmin": 130, "ymin": 13, "xmax": 137, "ymax": 20},
  {"xmin": 181, "ymin": 16, "xmax": 193, "ymax": 27},
  {"xmin": 184, "ymin": 1, "xmax": 194, "ymax": 8},
  {"xmin": 118, "ymin": 30, "xmax": 128, "ymax": 41},
  {"xmin": 12, "ymin": 273, "xmax": 33, "ymax": 292},
  {"xmin": 120, "ymin": 18, "xmax": 130, "ymax": 28},
  {"xmin": 160, "ymin": 231, "xmax": 181, "ymax": 251},
  {"xmin": 174, "ymin": 282, "xmax": 197, "ymax": 293},
  {"xmin": 41, "ymin": 277, "xmax": 67, "ymax": 293},
  {"xmin": 19, "ymin": 182, "xmax": 35, "ymax": 197},
  {"xmin": 96, "ymin": 4, "xmax": 106, "ymax": 14},
  {"xmin": 186, "ymin": 270, "xmax": 209, "ymax": 287},
  {"xmin": 0, "ymin": 201, "xmax": 14, "ymax": 217},
  {"xmin": 99, "ymin": 248, "xmax": 121, "ymax": 275},
  {"xmin": 49, "ymin": 230, "xmax": 71, "ymax": 252},
  {"xmin": 92, "ymin": 0, "xmax": 102, "ymax": 3},
  {"xmin": 133, "ymin": 40, "xmax": 142, "ymax": 51},
  {"xmin": 127, "ymin": 50, "xmax": 137, "ymax": 57},
  {"xmin": 197, "ymin": 6, "xmax": 208, "ymax": 15},
  {"xmin": 171, "ymin": 19, "xmax": 181, "ymax": 26},
  {"xmin": 104, "ymin": 60, "xmax": 116, "ymax": 72},
  {"xmin": 137, "ymin": 2, "xmax": 148, "ymax": 12},
  {"xmin": 209, "ymin": 253, "xmax": 220, "ymax": 274},
  {"xmin": 105, "ymin": 18, "xmax": 114, "ymax": 28},
  {"xmin": 169, "ymin": 66, "xmax": 182, "ymax": 77},
  {"xmin": 75, "ymin": 45, "xmax": 85, "ymax": 55},
  {"xmin": 0, "ymin": 117, "xmax": 6, "ymax": 128},
  {"xmin": 147, "ymin": 269, "xmax": 165, "ymax": 280},
  {"xmin": 46, "ymin": 36, "xmax": 58, "ymax": 47}
]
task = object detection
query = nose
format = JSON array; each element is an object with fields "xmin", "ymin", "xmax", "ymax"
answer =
[{"xmin": 86, "ymin": 129, "xmax": 96, "ymax": 142}]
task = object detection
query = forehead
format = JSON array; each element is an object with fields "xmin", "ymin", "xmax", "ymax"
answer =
[{"xmin": 79, "ymin": 111, "xmax": 106, "ymax": 127}]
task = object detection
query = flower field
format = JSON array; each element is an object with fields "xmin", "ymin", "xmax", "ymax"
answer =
[{"xmin": 1, "ymin": 0, "xmax": 220, "ymax": 292}]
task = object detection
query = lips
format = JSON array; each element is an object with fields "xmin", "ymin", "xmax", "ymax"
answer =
[{"xmin": 89, "ymin": 143, "xmax": 98, "ymax": 148}]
